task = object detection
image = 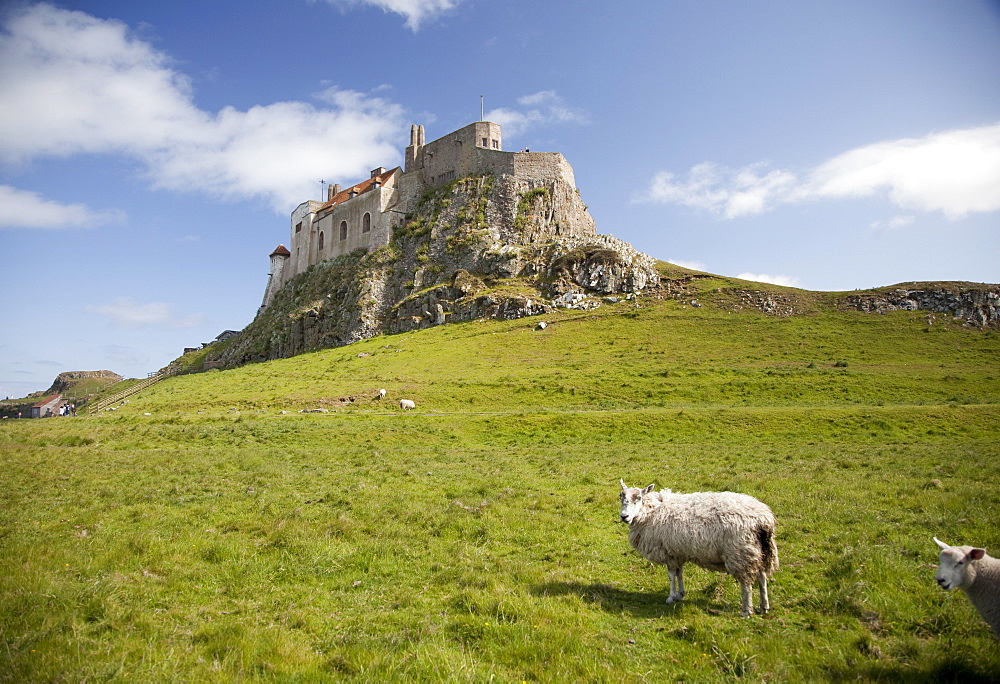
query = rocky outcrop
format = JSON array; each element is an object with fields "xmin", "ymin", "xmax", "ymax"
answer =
[
  {"xmin": 844, "ymin": 284, "xmax": 1000, "ymax": 327},
  {"xmin": 211, "ymin": 174, "xmax": 660, "ymax": 367},
  {"xmin": 47, "ymin": 370, "xmax": 122, "ymax": 394}
]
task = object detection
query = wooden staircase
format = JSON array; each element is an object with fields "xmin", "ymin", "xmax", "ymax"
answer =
[{"xmin": 85, "ymin": 364, "xmax": 180, "ymax": 414}]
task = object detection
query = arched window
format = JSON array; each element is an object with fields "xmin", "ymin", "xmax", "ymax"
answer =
[
  {"xmin": 362, "ymin": 212, "xmax": 371, "ymax": 233},
  {"xmin": 318, "ymin": 231, "xmax": 325, "ymax": 251},
  {"xmin": 340, "ymin": 221, "xmax": 348, "ymax": 240}
]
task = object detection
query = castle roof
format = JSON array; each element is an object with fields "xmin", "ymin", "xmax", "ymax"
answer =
[
  {"xmin": 270, "ymin": 244, "xmax": 291, "ymax": 257},
  {"xmin": 322, "ymin": 167, "xmax": 400, "ymax": 210}
]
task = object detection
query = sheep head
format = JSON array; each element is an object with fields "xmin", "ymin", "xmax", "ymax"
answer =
[
  {"xmin": 619, "ymin": 479, "xmax": 655, "ymax": 524},
  {"xmin": 934, "ymin": 536, "xmax": 987, "ymax": 591}
]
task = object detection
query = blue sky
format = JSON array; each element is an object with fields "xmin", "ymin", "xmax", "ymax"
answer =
[{"xmin": 1, "ymin": 0, "xmax": 999, "ymax": 398}]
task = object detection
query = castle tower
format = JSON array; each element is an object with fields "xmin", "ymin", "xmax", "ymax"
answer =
[
  {"xmin": 405, "ymin": 124, "xmax": 425, "ymax": 172},
  {"xmin": 258, "ymin": 244, "xmax": 291, "ymax": 314}
]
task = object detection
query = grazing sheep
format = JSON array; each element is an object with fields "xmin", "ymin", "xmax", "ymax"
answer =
[
  {"xmin": 376, "ymin": 389, "xmax": 387, "ymax": 400},
  {"xmin": 399, "ymin": 399, "xmax": 415, "ymax": 410},
  {"xmin": 934, "ymin": 537, "xmax": 1000, "ymax": 638},
  {"xmin": 619, "ymin": 479, "xmax": 779, "ymax": 617}
]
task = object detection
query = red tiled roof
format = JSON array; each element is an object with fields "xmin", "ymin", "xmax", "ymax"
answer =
[
  {"xmin": 321, "ymin": 167, "xmax": 400, "ymax": 211},
  {"xmin": 270, "ymin": 244, "xmax": 291, "ymax": 257}
]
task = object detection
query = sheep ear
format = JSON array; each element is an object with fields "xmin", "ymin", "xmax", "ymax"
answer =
[
  {"xmin": 620, "ymin": 479, "xmax": 627, "ymax": 491},
  {"xmin": 643, "ymin": 484, "xmax": 655, "ymax": 494},
  {"xmin": 934, "ymin": 537, "xmax": 950, "ymax": 550},
  {"xmin": 970, "ymin": 548, "xmax": 986, "ymax": 561}
]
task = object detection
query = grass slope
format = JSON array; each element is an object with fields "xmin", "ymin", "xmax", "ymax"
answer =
[{"xmin": 2, "ymin": 295, "xmax": 999, "ymax": 681}]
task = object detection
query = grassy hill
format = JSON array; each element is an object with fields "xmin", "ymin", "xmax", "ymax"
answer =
[{"xmin": 2, "ymin": 277, "xmax": 999, "ymax": 681}]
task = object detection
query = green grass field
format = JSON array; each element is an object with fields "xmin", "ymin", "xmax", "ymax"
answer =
[{"xmin": 2, "ymin": 294, "xmax": 999, "ymax": 681}]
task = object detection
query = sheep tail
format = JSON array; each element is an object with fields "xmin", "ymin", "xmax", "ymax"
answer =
[{"xmin": 758, "ymin": 526, "xmax": 779, "ymax": 575}]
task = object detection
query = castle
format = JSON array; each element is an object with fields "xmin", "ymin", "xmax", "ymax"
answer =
[{"xmin": 259, "ymin": 120, "xmax": 596, "ymax": 313}]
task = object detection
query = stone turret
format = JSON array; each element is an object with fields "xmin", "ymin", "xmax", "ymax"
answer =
[{"xmin": 259, "ymin": 244, "xmax": 290, "ymax": 314}]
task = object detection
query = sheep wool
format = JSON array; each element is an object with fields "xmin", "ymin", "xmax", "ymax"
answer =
[
  {"xmin": 620, "ymin": 480, "xmax": 779, "ymax": 617},
  {"xmin": 934, "ymin": 537, "xmax": 1000, "ymax": 639}
]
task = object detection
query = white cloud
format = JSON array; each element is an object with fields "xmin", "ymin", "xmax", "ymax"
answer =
[
  {"xmin": 869, "ymin": 215, "xmax": 915, "ymax": 230},
  {"xmin": 485, "ymin": 91, "xmax": 588, "ymax": 137},
  {"xmin": 315, "ymin": 0, "xmax": 463, "ymax": 31},
  {"xmin": 668, "ymin": 258, "xmax": 708, "ymax": 271},
  {"xmin": 642, "ymin": 162, "xmax": 796, "ymax": 219},
  {"xmin": 0, "ymin": 4, "xmax": 405, "ymax": 212},
  {"xmin": 0, "ymin": 185, "xmax": 124, "ymax": 229},
  {"xmin": 637, "ymin": 123, "xmax": 1000, "ymax": 220},
  {"xmin": 88, "ymin": 297, "xmax": 204, "ymax": 330},
  {"xmin": 736, "ymin": 272, "xmax": 801, "ymax": 288}
]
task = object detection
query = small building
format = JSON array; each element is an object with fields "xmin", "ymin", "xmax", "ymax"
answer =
[
  {"xmin": 30, "ymin": 394, "xmax": 62, "ymax": 418},
  {"xmin": 215, "ymin": 330, "xmax": 240, "ymax": 342}
]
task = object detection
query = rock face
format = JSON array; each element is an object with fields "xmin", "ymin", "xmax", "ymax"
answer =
[
  {"xmin": 844, "ymin": 285, "xmax": 1000, "ymax": 327},
  {"xmin": 47, "ymin": 370, "xmax": 122, "ymax": 394},
  {"xmin": 213, "ymin": 174, "xmax": 660, "ymax": 367}
]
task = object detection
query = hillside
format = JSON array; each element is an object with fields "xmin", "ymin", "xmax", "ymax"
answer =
[
  {"xmin": 2, "ymin": 294, "xmax": 999, "ymax": 680},
  {"xmin": 129, "ymin": 283, "xmax": 1000, "ymax": 415},
  {"xmin": 199, "ymin": 174, "xmax": 998, "ymax": 374}
]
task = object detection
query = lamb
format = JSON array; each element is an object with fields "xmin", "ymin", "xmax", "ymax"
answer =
[
  {"xmin": 619, "ymin": 479, "xmax": 779, "ymax": 617},
  {"xmin": 376, "ymin": 389, "xmax": 386, "ymax": 400},
  {"xmin": 934, "ymin": 537, "xmax": 1000, "ymax": 638},
  {"xmin": 399, "ymin": 399, "xmax": 415, "ymax": 410}
]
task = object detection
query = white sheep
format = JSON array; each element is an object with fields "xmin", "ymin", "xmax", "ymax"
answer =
[
  {"xmin": 376, "ymin": 389, "xmax": 386, "ymax": 400},
  {"xmin": 619, "ymin": 479, "xmax": 779, "ymax": 617},
  {"xmin": 399, "ymin": 399, "xmax": 415, "ymax": 410},
  {"xmin": 934, "ymin": 537, "xmax": 1000, "ymax": 638}
]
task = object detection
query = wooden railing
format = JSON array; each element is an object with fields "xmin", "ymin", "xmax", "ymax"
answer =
[{"xmin": 85, "ymin": 364, "xmax": 181, "ymax": 414}]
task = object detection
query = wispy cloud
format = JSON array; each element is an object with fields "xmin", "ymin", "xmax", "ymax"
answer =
[
  {"xmin": 0, "ymin": 185, "xmax": 124, "ymax": 229},
  {"xmin": 87, "ymin": 297, "xmax": 204, "ymax": 330},
  {"xmin": 736, "ymin": 272, "xmax": 801, "ymax": 288},
  {"xmin": 313, "ymin": 0, "xmax": 463, "ymax": 31},
  {"xmin": 869, "ymin": 215, "xmax": 915, "ymax": 230},
  {"xmin": 485, "ymin": 91, "xmax": 588, "ymax": 137},
  {"xmin": 668, "ymin": 258, "xmax": 708, "ymax": 271},
  {"xmin": 101, "ymin": 344, "xmax": 149, "ymax": 368},
  {"xmin": 0, "ymin": 4, "xmax": 405, "ymax": 212},
  {"xmin": 636, "ymin": 123, "xmax": 1000, "ymax": 220}
]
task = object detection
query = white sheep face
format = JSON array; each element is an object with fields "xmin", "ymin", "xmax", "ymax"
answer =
[
  {"xmin": 935, "ymin": 537, "xmax": 985, "ymax": 591},
  {"xmin": 619, "ymin": 480, "xmax": 654, "ymax": 524}
]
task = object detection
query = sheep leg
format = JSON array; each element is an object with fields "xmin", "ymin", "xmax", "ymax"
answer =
[
  {"xmin": 666, "ymin": 564, "xmax": 686, "ymax": 604},
  {"xmin": 738, "ymin": 578, "xmax": 754, "ymax": 617},
  {"xmin": 757, "ymin": 571, "xmax": 770, "ymax": 614}
]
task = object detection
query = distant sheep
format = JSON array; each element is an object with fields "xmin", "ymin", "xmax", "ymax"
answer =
[
  {"xmin": 619, "ymin": 479, "xmax": 779, "ymax": 617},
  {"xmin": 934, "ymin": 537, "xmax": 1000, "ymax": 638},
  {"xmin": 376, "ymin": 389, "xmax": 386, "ymax": 400},
  {"xmin": 399, "ymin": 399, "xmax": 415, "ymax": 410}
]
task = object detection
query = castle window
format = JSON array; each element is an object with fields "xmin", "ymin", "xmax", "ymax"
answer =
[
  {"xmin": 482, "ymin": 137, "xmax": 488, "ymax": 147},
  {"xmin": 318, "ymin": 231, "xmax": 325, "ymax": 251},
  {"xmin": 295, "ymin": 222, "xmax": 302, "ymax": 233},
  {"xmin": 340, "ymin": 221, "xmax": 348, "ymax": 240},
  {"xmin": 362, "ymin": 212, "xmax": 371, "ymax": 233},
  {"xmin": 492, "ymin": 139, "xmax": 499, "ymax": 149}
]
